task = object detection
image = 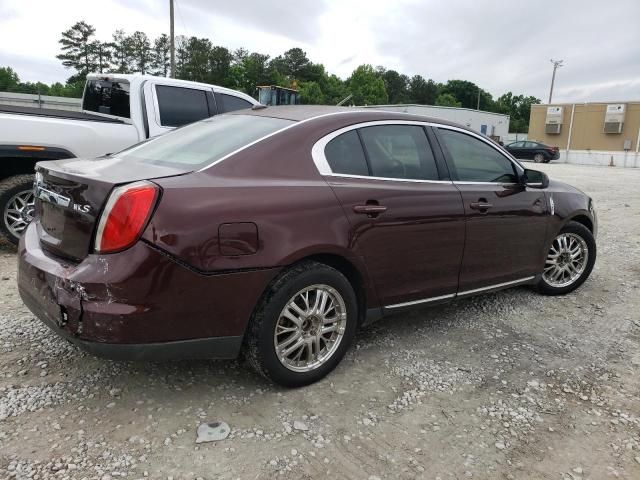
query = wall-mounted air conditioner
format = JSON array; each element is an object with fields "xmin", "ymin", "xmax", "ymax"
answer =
[
  {"xmin": 545, "ymin": 124, "xmax": 562, "ymax": 134},
  {"xmin": 545, "ymin": 106, "xmax": 563, "ymax": 134},
  {"xmin": 604, "ymin": 104, "xmax": 625, "ymax": 134}
]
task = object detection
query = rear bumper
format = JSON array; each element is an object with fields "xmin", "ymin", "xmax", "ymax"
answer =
[{"xmin": 18, "ymin": 224, "xmax": 279, "ymax": 360}]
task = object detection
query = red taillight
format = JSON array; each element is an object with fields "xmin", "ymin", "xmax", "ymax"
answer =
[{"xmin": 95, "ymin": 181, "xmax": 159, "ymax": 253}]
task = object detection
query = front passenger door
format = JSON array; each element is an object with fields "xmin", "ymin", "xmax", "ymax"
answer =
[{"xmin": 435, "ymin": 128, "xmax": 549, "ymax": 293}]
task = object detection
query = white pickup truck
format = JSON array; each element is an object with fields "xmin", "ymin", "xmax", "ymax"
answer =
[{"xmin": 0, "ymin": 73, "xmax": 259, "ymax": 244}]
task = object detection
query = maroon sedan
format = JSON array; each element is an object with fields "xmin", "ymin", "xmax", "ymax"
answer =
[{"xmin": 18, "ymin": 106, "xmax": 597, "ymax": 386}]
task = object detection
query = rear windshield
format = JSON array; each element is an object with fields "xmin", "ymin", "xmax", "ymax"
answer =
[
  {"xmin": 83, "ymin": 80, "xmax": 131, "ymax": 118},
  {"xmin": 118, "ymin": 114, "xmax": 294, "ymax": 169}
]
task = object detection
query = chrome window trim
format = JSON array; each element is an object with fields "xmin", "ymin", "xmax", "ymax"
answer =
[
  {"xmin": 453, "ymin": 181, "xmax": 519, "ymax": 186},
  {"xmin": 327, "ymin": 173, "xmax": 453, "ymax": 184},
  {"xmin": 312, "ymin": 120, "xmax": 450, "ymax": 183},
  {"xmin": 384, "ymin": 276, "xmax": 535, "ymax": 310},
  {"xmin": 311, "ymin": 119, "xmax": 525, "ymax": 184}
]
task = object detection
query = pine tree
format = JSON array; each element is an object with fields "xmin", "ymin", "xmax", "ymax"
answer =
[
  {"xmin": 129, "ymin": 31, "xmax": 152, "ymax": 74},
  {"xmin": 56, "ymin": 21, "xmax": 98, "ymax": 80},
  {"xmin": 152, "ymin": 34, "xmax": 171, "ymax": 77},
  {"xmin": 111, "ymin": 30, "xmax": 132, "ymax": 74}
]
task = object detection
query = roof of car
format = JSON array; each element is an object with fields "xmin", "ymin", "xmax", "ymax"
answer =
[{"xmin": 238, "ymin": 105, "xmax": 471, "ymax": 130}]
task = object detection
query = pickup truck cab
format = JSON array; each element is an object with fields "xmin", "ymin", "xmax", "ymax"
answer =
[{"xmin": 0, "ymin": 73, "xmax": 259, "ymax": 244}]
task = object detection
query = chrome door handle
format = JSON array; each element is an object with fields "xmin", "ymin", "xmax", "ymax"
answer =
[
  {"xmin": 469, "ymin": 202, "xmax": 493, "ymax": 210},
  {"xmin": 353, "ymin": 205, "xmax": 387, "ymax": 215}
]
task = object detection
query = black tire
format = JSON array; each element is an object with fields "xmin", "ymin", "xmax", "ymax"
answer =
[
  {"xmin": 243, "ymin": 261, "xmax": 358, "ymax": 387},
  {"xmin": 536, "ymin": 221, "xmax": 596, "ymax": 295},
  {"xmin": 0, "ymin": 174, "xmax": 35, "ymax": 246},
  {"xmin": 533, "ymin": 152, "xmax": 545, "ymax": 163}
]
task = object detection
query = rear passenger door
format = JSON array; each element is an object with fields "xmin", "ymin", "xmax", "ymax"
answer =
[
  {"xmin": 145, "ymin": 83, "xmax": 217, "ymax": 137},
  {"xmin": 314, "ymin": 122, "xmax": 466, "ymax": 309}
]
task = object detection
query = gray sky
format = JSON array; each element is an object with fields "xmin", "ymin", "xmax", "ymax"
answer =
[{"xmin": 1, "ymin": 0, "xmax": 638, "ymax": 102}]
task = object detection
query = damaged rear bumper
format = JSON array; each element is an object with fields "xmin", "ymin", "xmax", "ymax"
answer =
[{"xmin": 17, "ymin": 223, "xmax": 279, "ymax": 361}]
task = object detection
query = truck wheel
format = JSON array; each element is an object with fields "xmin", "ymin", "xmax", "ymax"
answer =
[{"xmin": 0, "ymin": 174, "xmax": 36, "ymax": 246}]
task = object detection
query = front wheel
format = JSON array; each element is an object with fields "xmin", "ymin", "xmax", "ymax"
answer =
[
  {"xmin": 244, "ymin": 261, "xmax": 358, "ymax": 387},
  {"xmin": 536, "ymin": 221, "xmax": 596, "ymax": 295},
  {"xmin": 0, "ymin": 174, "xmax": 36, "ymax": 246}
]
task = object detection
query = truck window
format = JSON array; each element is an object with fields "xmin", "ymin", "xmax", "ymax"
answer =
[
  {"xmin": 83, "ymin": 80, "xmax": 131, "ymax": 118},
  {"xmin": 156, "ymin": 86, "xmax": 210, "ymax": 127},
  {"xmin": 220, "ymin": 94, "xmax": 253, "ymax": 112}
]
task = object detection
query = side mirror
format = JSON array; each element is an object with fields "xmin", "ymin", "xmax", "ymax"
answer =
[{"xmin": 522, "ymin": 168, "xmax": 549, "ymax": 189}]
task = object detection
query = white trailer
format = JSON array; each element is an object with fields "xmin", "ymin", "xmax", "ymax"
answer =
[{"xmin": 364, "ymin": 104, "xmax": 510, "ymax": 142}]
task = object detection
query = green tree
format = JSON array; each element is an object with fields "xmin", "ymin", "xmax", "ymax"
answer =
[
  {"xmin": 440, "ymin": 79, "xmax": 496, "ymax": 110},
  {"xmin": 0, "ymin": 66, "xmax": 20, "ymax": 91},
  {"xmin": 129, "ymin": 31, "xmax": 152, "ymax": 74},
  {"xmin": 408, "ymin": 75, "xmax": 439, "ymax": 105},
  {"xmin": 271, "ymin": 47, "xmax": 311, "ymax": 82},
  {"xmin": 56, "ymin": 21, "xmax": 98, "ymax": 81},
  {"xmin": 152, "ymin": 34, "xmax": 170, "ymax": 76},
  {"xmin": 178, "ymin": 37, "xmax": 212, "ymax": 81},
  {"xmin": 382, "ymin": 70, "xmax": 409, "ymax": 103},
  {"xmin": 208, "ymin": 46, "xmax": 233, "ymax": 86},
  {"xmin": 111, "ymin": 29, "xmax": 133, "ymax": 73},
  {"xmin": 347, "ymin": 64, "xmax": 387, "ymax": 105},
  {"xmin": 318, "ymin": 73, "xmax": 348, "ymax": 105},
  {"xmin": 239, "ymin": 52, "xmax": 271, "ymax": 95},
  {"xmin": 496, "ymin": 92, "xmax": 540, "ymax": 132},
  {"xmin": 92, "ymin": 41, "xmax": 113, "ymax": 73},
  {"xmin": 299, "ymin": 81, "xmax": 324, "ymax": 104},
  {"xmin": 435, "ymin": 93, "xmax": 461, "ymax": 107}
]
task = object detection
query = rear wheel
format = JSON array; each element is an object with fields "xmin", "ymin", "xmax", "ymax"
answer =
[
  {"xmin": 536, "ymin": 221, "xmax": 596, "ymax": 295},
  {"xmin": 533, "ymin": 152, "xmax": 545, "ymax": 163},
  {"xmin": 244, "ymin": 261, "xmax": 358, "ymax": 387},
  {"xmin": 0, "ymin": 174, "xmax": 36, "ymax": 246}
]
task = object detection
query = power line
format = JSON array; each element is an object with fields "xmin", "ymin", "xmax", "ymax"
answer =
[{"xmin": 174, "ymin": 0, "xmax": 191, "ymax": 39}]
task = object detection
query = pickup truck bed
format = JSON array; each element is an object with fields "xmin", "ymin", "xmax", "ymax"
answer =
[
  {"xmin": 0, "ymin": 72, "xmax": 259, "ymax": 245},
  {"xmin": 0, "ymin": 105, "xmax": 125, "ymax": 123}
]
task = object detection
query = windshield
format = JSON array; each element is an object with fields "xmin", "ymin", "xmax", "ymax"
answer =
[{"xmin": 119, "ymin": 114, "xmax": 294, "ymax": 169}]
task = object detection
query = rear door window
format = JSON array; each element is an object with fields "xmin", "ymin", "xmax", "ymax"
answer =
[
  {"xmin": 83, "ymin": 80, "xmax": 130, "ymax": 118},
  {"xmin": 324, "ymin": 130, "xmax": 369, "ymax": 176},
  {"xmin": 358, "ymin": 125, "xmax": 439, "ymax": 180},
  {"xmin": 156, "ymin": 85, "xmax": 210, "ymax": 127},
  {"xmin": 220, "ymin": 94, "xmax": 253, "ymax": 112}
]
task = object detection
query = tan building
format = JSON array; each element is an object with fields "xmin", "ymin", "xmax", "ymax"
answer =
[{"xmin": 529, "ymin": 101, "xmax": 640, "ymax": 152}]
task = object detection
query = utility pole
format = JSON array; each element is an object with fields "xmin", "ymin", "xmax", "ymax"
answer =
[
  {"xmin": 169, "ymin": 0, "xmax": 175, "ymax": 78},
  {"xmin": 477, "ymin": 88, "xmax": 481, "ymax": 110},
  {"xmin": 548, "ymin": 59, "xmax": 564, "ymax": 104}
]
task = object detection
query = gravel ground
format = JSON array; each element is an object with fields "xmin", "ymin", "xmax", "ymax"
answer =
[{"xmin": 1, "ymin": 162, "xmax": 639, "ymax": 480}]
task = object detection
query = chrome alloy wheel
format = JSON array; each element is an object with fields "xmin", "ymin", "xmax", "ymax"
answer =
[
  {"xmin": 543, "ymin": 233, "xmax": 589, "ymax": 288},
  {"xmin": 4, "ymin": 189, "xmax": 35, "ymax": 238},
  {"xmin": 274, "ymin": 284, "xmax": 347, "ymax": 372}
]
